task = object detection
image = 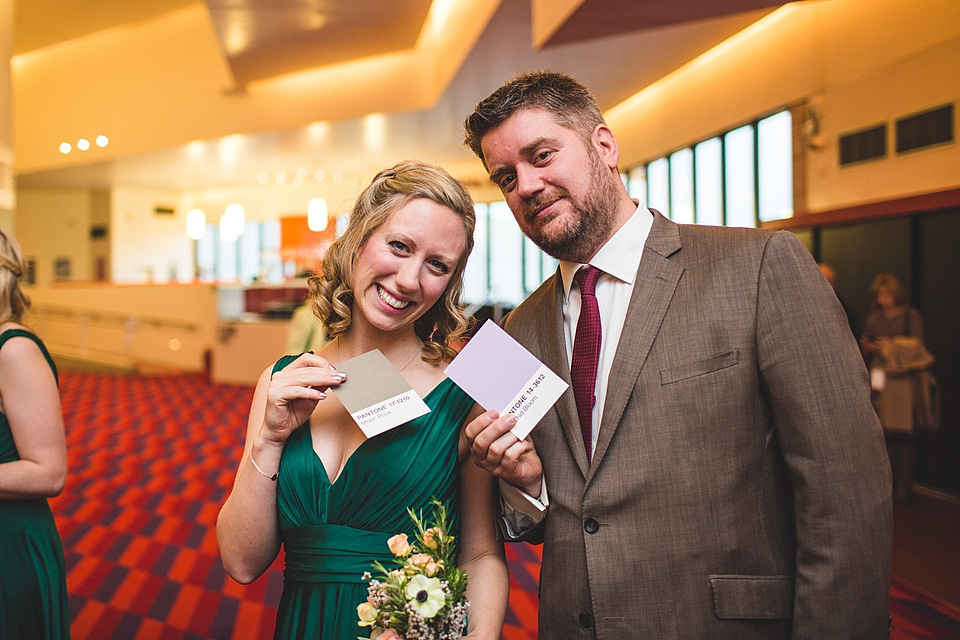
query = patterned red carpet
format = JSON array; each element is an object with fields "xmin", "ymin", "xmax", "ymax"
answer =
[{"xmin": 47, "ymin": 370, "xmax": 958, "ymax": 639}]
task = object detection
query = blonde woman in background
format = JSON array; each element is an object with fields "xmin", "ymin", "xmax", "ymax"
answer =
[
  {"xmin": 0, "ymin": 228, "xmax": 70, "ymax": 638},
  {"xmin": 861, "ymin": 271, "xmax": 934, "ymax": 501}
]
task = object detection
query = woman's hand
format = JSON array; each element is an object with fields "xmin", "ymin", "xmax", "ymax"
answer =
[
  {"xmin": 260, "ymin": 352, "xmax": 345, "ymax": 444},
  {"xmin": 860, "ymin": 334, "xmax": 880, "ymax": 354}
]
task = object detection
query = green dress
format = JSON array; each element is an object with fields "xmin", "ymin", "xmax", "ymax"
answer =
[
  {"xmin": 0, "ymin": 329, "xmax": 70, "ymax": 639},
  {"xmin": 271, "ymin": 355, "xmax": 474, "ymax": 640}
]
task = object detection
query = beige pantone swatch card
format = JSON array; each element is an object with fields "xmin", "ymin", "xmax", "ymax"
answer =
[{"xmin": 330, "ymin": 349, "xmax": 430, "ymax": 438}]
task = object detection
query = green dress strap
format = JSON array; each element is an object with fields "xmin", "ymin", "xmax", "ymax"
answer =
[
  {"xmin": 272, "ymin": 353, "xmax": 299, "ymax": 375},
  {"xmin": 0, "ymin": 329, "xmax": 58, "ymax": 382}
]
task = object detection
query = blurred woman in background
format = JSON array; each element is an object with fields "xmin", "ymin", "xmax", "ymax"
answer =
[{"xmin": 861, "ymin": 271, "xmax": 935, "ymax": 502}]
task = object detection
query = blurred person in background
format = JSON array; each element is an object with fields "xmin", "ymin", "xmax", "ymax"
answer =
[{"xmin": 861, "ymin": 272, "xmax": 937, "ymax": 502}]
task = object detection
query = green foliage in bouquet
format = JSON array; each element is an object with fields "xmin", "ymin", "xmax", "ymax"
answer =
[{"xmin": 357, "ymin": 498, "xmax": 469, "ymax": 639}]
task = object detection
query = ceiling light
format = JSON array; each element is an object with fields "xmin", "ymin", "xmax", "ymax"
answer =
[
  {"xmin": 314, "ymin": 169, "xmax": 326, "ymax": 181},
  {"xmin": 59, "ymin": 142, "xmax": 71, "ymax": 154},
  {"xmin": 96, "ymin": 135, "xmax": 109, "ymax": 148},
  {"xmin": 363, "ymin": 113, "xmax": 386, "ymax": 149},
  {"xmin": 77, "ymin": 138, "xmax": 90, "ymax": 151},
  {"xmin": 307, "ymin": 122, "xmax": 329, "ymax": 143},
  {"xmin": 308, "ymin": 198, "xmax": 328, "ymax": 232}
]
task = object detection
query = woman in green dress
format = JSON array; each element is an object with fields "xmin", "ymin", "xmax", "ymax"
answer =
[
  {"xmin": 0, "ymin": 228, "xmax": 71, "ymax": 639},
  {"xmin": 218, "ymin": 161, "xmax": 509, "ymax": 639}
]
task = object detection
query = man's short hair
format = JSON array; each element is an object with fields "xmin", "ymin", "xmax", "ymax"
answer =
[{"xmin": 463, "ymin": 70, "xmax": 605, "ymax": 167}]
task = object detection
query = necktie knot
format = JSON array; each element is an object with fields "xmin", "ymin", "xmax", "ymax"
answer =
[{"xmin": 575, "ymin": 265, "xmax": 602, "ymax": 297}]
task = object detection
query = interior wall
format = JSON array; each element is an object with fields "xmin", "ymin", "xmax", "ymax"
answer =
[
  {"xmin": 808, "ymin": 35, "xmax": 960, "ymax": 212},
  {"xmin": 16, "ymin": 188, "xmax": 93, "ymax": 285},
  {"xmin": 110, "ymin": 187, "xmax": 195, "ymax": 283}
]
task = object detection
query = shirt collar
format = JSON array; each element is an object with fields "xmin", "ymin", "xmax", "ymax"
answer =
[{"xmin": 560, "ymin": 202, "xmax": 651, "ymax": 300}]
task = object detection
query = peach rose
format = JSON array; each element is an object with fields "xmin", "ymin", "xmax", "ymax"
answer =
[
  {"xmin": 410, "ymin": 553, "xmax": 442, "ymax": 577},
  {"xmin": 387, "ymin": 533, "xmax": 411, "ymax": 557},
  {"xmin": 373, "ymin": 629, "xmax": 402, "ymax": 640},
  {"xmin": 423, "ymin": 527, "xmax": 443, "ymax": 549}
]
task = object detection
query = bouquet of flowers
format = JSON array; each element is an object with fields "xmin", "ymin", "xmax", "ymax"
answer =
[{"xmin": 357, "ymin": 498, "xmax": 469, "ymax": 640}]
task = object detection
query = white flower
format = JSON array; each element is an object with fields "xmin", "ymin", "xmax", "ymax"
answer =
[
  {"xmin": 357, "ymin": 602, "xmax": 379, "ymax": 627},
  {"xmin": 404, "ymin": 574, "xmax": 446, "ymax": 619}
]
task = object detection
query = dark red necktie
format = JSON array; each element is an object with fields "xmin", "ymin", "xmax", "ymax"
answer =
[{"xmin": 571, "ymin": 266, "xmax": 602, "ymax": 462}]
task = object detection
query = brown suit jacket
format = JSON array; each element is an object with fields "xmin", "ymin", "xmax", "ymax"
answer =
[{"xmin": 502, "ymin": 211, "xmax": 892, "ymax": 639}]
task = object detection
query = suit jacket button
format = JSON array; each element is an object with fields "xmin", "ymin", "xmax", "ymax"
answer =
[
  {"xmin": 578, "ymin": 612, "xmax": 594, "ymax": 628},
  {"xmin": 584, "ymin": 517, "xmax": 600, "ymax": 534}
]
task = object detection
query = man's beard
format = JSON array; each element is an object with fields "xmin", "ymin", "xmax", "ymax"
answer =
[{"xmin": 522, "ymin": 154, "xmax": 621, "ymax": 263}]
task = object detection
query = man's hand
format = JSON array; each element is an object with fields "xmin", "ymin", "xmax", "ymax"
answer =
[{"xmin": 464, "ymin": 409, "xmax": 543, "ymax": 498}]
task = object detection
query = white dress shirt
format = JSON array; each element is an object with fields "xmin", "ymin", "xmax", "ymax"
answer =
[
  {"xmin": 558, "ymin": 203, "xmax": 651, "ymax": 454},
  {"xmin": 500, "ymin": 203, "xmax": 652, "ymax": 532}
]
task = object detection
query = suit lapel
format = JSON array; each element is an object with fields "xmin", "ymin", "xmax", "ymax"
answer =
[{"xmin": 589, "ymin": 211, "xmax": 683, "ymax": 479}]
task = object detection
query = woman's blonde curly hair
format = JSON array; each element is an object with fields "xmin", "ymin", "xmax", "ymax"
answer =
[
  {"xmin": 0, "ymin": 228, "xmax": 29, "ymax": 325},
  {"xmin": 308, "ymin": 160, "xmax": 476, "ymax": 364}
]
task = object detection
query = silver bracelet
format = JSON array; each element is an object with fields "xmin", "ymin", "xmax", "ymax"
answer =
[{"xmin": 249, "ymin": 452, "xmax": 278, "ymax": 481}]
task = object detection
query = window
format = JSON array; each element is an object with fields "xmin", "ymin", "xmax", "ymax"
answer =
[
  {"xmin": 724, "ymin": 124, "xmax": 757, "ymax": 228},
  {"xmin": 487, "ymin": 201, "xmax": 525, "ymax": 307},
  {"xmin": 194, "ymin": 219, "xmax": 283, "ymax": 284},
  {"xmin": 669, "ymin": 149, "xmax": 694, "ymax": 224},
  {"xmin": 694, "ymin": 138, "xmax": 724, "ymax": 226},
  {"xmin": 647, "ymin": 157, "xmax": 670, "ymax": 216},
  {"xmin": 627, "ymin": 165, "xmax": 647, "ymax": 201},
  {"xmin": 462, "ymin": 203, "xmax": 489, "ymax": 304},
  {"xmin": 634, "ymin": 109, "xmax": 794, "ymax": 228},
  {"xmin": 757, "ymin": 110, "xmax": 794, "ymax": 222}
]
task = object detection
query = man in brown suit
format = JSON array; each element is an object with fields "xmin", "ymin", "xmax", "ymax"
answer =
[{"xmin": 463, "ymin": 71, "xmax": 892, "ymax": 638}]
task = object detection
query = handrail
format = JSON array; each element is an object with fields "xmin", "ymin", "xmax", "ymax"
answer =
[
  {"xmin": 26, "ymin": 303, "xmax": 202, "ymax": 369},
  {"xmin": 30, "ymin": 303, "xmax": 198, "ymax": 332}
]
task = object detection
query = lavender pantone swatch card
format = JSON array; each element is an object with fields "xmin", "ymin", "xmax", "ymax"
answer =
[
  {"xmin": 331, "ymin": 349, "xmax": 430, "ymax": 438},
  {"xmin": 445, "ymin": 320, "xmax": 567, "ymax": 440}
]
